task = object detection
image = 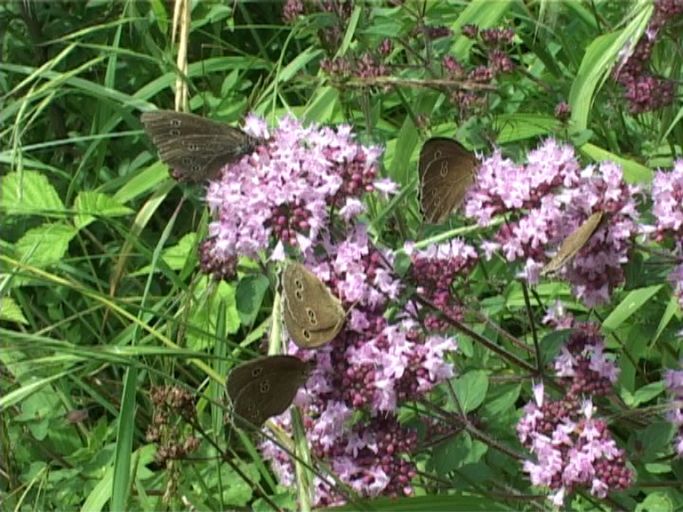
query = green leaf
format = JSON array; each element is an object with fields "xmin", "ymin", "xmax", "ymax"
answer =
[
  {"xmin": 73, "ymin": 191, "xmax": 133, "ymax": 229},
  {"xmin": 111, "ymin": 367, "xmax": 137, "ymax": 512},
  {"xmin": 579, "ymin": 143, "xmax": 653, "ymax": 183},
  {"xmin": 0, "ymin": 296, "xmax": 28, "ymax": 324},
  {"xmin": 454, "ymin": 370, "xmax": 489, "ymax": 413},
  {"xmin": 14, "ymin": 223, "xmax": 78, "ymax": 268},
  {"xmin": 335, "ymin": 5, "xmax": 362, "ymax": 57},
  {"xmin": 482, "ymin": 383, "xmax": 520, "ymax": 418},
  {"xmin": 450, "ymin": 0, "xmax": 513, "ymax": 60},
  {"xmin": 187, "ymin": 279, "xmax": 240, "ymax": 350},
  {"xmin": 304, "ymin": 86, "xmax": 340, "ymax": 123},
  {"xmin": 132, "ymin": 233, "xmax": 198, "ymax": 276},
  {"xmin": 1, "ymin": 170, "xmax": 65, "ymax": 216},
  {"xmin": 635, "ymin": 491, "xmax": 674, "ymax": 512},
  {"xmin": 236, "ymin": 274, "xmax": 270, "ymax": 327},
  {"xmin": 539, "ymin": 329, "xmax": 572, "ymax": 366},
  {"xmin": 652, "ymin": 293, "xmax": 679, "ymax": 346},
  {"xmin": 602, "ymin": 285, "xmax": 663, "ymax": 331},
  {"xmin": 629, "ymin": 382, "xmax": 665, "ymax": 407},
  {"xmin": 494, "ymin": 113, "xmax": 559, "ymax": 143},
  {"xmin": 569, "ymin": 3, "xmax": 652, "ymax": 131},
  {"xmin": 432, "ymin": 434, "xmax": 471, "ymax": 475},
  {"xmin": 640, "ymin": 422, "xmax": 674, "ymax": 460}
]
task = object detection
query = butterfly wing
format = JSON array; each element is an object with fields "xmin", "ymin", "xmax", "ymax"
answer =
[
  {"xmin": 226, "ymin": 355, "xmax": 312, "ymax": 426},
  {"xmin": 419, "ymin": 137, "xmax": 477, "ymax": 224},
  {"xmin": 541, "ymin": 211, "xmax": 605, "ymax": 276},
  {"xmin": 282, "ymin": 263, "xmax": 345, "ymax": 331},
  {"xmin": 141, "ymin": 110, "xmax": 257, "ymax": 182},
  {"xmin": 283, "ymin": 300, "xmax": 345, "ymax": 348}
]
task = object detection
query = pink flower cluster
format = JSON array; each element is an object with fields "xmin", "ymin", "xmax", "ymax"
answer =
[
  {"xmin": 203, "ymin": 115, "xmax": 381, "ymax": 264},
  {"xmin": 517, "ymin": 324, "xmax": 632, "ymax": 506},
  {"xmin": 261, "ymin": 227, "xmax": 460, "ymax": 504},
  {"xmin": 464, "ymin": 138, "xmax": 640, "ymax": 307},
  {"xmin": 664, "ymin": 367, "xmax": 683, "ymax": 458},
  {"xmin": 613, "ymin": 0, "xmax": 682, "ymax": 113},
  {"xmin": 651, "ymin": 160, "xmax": 683, "ymax": 307},
  {"xmin": 407, "ymin": 239, "xmax": 478, "ymax": 331},
  {"xmin": 443, "ymin": 25, "xmax": 516, "ymax": 115}
]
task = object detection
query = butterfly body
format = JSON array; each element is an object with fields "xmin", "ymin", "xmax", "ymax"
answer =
[
  {"xmin": 418, "ymin": 137, "xmax": 478, "ymax": 224},
  {"xmin": 282, "ymin": 262, "xmax": 345, "ymax": 348},
  {"xmin": 226, "ymin": 355, "xmax": 313, "ymax": 427},
  {"xmin": 141, "ymin": 110, "xmax": 260, "ymax": 182}
]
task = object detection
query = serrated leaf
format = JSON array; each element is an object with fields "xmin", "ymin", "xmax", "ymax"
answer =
[
  {"xmin": 15, "ymin": 223, "xmax": 78, "ymax": 268},
  {"xmin": 602, "ymin": 285, "xmax": 663, "ymax": 331},
  {"xmin": 454, "ymin": 370, "xmax": 489, "ymax": 413},
  {"xmin": 74, "ymin": 191, "xmax": 133, "ymax": 229},
  {"xmin": 1, "ymin": 170, "xmax": 65, "ymax": 216},
  {"xmin": 0, "ymin": 296, "xmax": 28, "ymax": 324}
]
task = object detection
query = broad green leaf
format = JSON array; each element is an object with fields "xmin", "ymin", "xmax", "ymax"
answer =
[
  {"xmin": 74, "ymin": 191, "xmax": 133, "ymax": 229},
  {"xmin": 579, "ymin": 143, "xmax": 652, "ymax": 183},
  {"xmin": 1, "ymin": 170, "xmax": 65, "ymax": 216},
  {"xmin": 15, "ymin": 223, "xmax": 78, "ymax": 268},
  {"xmin": 482, "ymin": 383, "xmax": 520, "ymax": 418},
  {"xmin": 0, "ymin": 296, "xmax": 28, "ymax": 324},
  {"xmin": 630, "ymin": 381, "xmax": 665, "ymax": 407},
  {"xmin": 640, "ymin": 422, "xmax": 674, "ymax": 460},
  {"xmin": 236, "ymin": 274, "xmax": 270, "ymax": 326},
  {"xmin": 569, "ymin": 3, "xmax": 652, "ymax": 131},
  {"xmin": 494, "ymin": 113, "xmax": 559, "ymax": 144},
  {"xmin": 432, "ymin": 433, "xmax": 488, "ymax": 477},
  {"xmin": 602, "ymin": 285, "xmax": 663, "ymax": 331},
  {"xmin": 187, "ymin": 279, "xmax": 240, "ymax": 350},
  {"xmin": 635, "ymin": 492, "xmax": 673, "ymax": 512},
  {"xmin": 132, "ymin": 233, "xmax": 197, "ymax": 275},
  {"xmin": 454, "ymin": 370, "xmax": 489, "ymax": 413}
]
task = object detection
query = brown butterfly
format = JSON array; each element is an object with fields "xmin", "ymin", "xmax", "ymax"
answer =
[
  {"xmin": 541, "ymin": 211, "xmax": 605, "ymax": 276},
  {"xmin": 140, "ymin": 110, "xmax": 260, "ymax": 182},
  {"xmin": 226, "ymin": 355, "xmax": 313, "ymax": 427},
  {"xmin": 281, "ymin": 262, "xmax": 345, "ymax": 349},
  {"xmin": 418, "ymin": 137, "xmax": 478, "ymax": 224}
]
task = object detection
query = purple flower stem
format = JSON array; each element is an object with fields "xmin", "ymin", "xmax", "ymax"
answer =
[
  {"xmin": 328, "ymin": 75, "xmax": 498, "ymax": 92},
  {"xmin": 471, "ymin": 309, "xmax": 534, "ymax": 354},
  {"xmin": 521, "ymin": 282, "xmax": 543, "ymax": 377},
  {"xmin": 413, "ymin": 294, "xmax": 537, "ymax": 374}
]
